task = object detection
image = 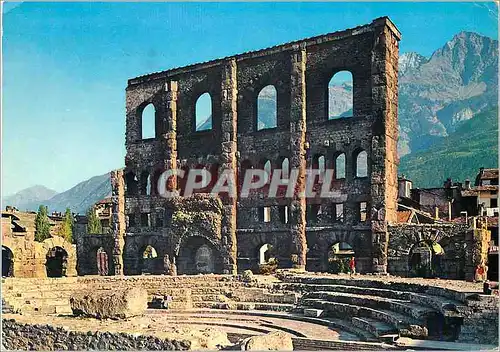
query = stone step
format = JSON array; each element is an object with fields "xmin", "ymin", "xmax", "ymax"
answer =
[
  {"xmin": 304, "ymin": 291, "xmax": 436, "ymax": 320},
  {"xmin": 326, "ymin": 317, "xmax": 378, "ymax": 342},
  {"xmin": 280, "ymin": 276, "xmax": 469, "ymax": 303},
  {"xmin": 301, "ymin": 299, "xmax": 428, "ymax": 339},
  {"xmin": 279, "ymin": 282, "xmax": 463, "ymax": 316},
  {"xmin": 351, "ymin": 316, "xmax": 399, "ymax": 338},
  {"xmin": 193, "ymin": 301, "xmax": 294, "ymax": 312}
]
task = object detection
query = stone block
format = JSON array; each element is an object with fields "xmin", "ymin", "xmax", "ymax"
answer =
[
  {"xmin": 233, "ymin": 331, "xmax": 293, "ymax": 350},
  {"xmin": 304, "ymin": 308, "xmax": 324, "ymax": 317},
  {"xmin": 70, "ymin": 288, "xmax": 147, "ymax": 319}
]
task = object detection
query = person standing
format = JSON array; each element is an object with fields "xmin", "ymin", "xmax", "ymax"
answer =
[{"xmin": 349, "ymin": 257, "xmax": 356, "ymax": 278}]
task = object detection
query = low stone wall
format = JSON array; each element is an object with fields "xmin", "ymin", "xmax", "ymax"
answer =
[{"xmin": 1, "ymin": 319, "xmax": 191, "ymax": 351}]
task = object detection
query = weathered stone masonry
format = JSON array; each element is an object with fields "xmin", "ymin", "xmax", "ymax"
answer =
[{"xmin": 121, "ymin": 17, "xmax": 401, "ymax": 275}]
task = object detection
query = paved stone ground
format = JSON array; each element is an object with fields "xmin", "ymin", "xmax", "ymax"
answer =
[
  {"xmin": 3, "ymin": 308, "xmax": 354, "ymax": 349},
  {"xmin": 2, "ymin": 313, "xmax": 231, "ymax": 350}
]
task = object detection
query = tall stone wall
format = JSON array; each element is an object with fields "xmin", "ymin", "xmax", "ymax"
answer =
[{"xmin": 122, "ymin": 17, "xmax": 401, "ymax": 275}]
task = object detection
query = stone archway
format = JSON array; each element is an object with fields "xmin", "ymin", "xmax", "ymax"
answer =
[
  {"xmin": 408, "ymin": 241, "xmax": 445, "ymax": 278},
  {"xmin": 258, "ymin": 243, "xmax": 274, "ymax": 265},
  {"xmin": 46, "ymin": 246, "xmax": 68, "ymax": 277},
  {"xmin": 139, "ymin": 245, "xmax": 161, "ymax": 275},
  {"xmin": 327, "ymin": 242, "xmax": 354, "ymax": 274},
  {"xmin": 177, "ymin": 236, "xmax": 222, "ymax": 275},
  {"xmin": 194, "ymin": 245, "xmax": 214, "ymax": 274},
  {"xmin": 2, "ymin": 246, "xmax": 14, "ymax": 277}
]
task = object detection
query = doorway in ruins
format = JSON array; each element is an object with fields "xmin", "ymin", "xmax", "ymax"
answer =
[
  {"xmin": 408, "ymin": 241, "xmax": 444, "ymax": 278},
  {"xmin": 327, "ymin": 242, "xmax": 354, "ymax": 274},
  {"xmin": 140, "ymin": 245, "xmax": 161, "ymax": 274},
  {"xmin": 177, "ymin": 236, "xmax": 222, "ymax": 275},
  {"xmin": 259, "ymin": 243, "xmax": 275, "ymax": 265},
  {"xmin": 96, "ymin": 247, "xmax": 109, "ymax": 276},
  {"xmin": 45, "ymin": 247, "xmax": 68, "ymax": 277},
  {"xmin": 2, "ymin": 246, "xmax": 14, "ymax": 277}
]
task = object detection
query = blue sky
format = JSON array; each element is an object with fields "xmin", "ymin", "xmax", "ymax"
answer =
[{"xmin": 2, "ymin": 2, "xmax": 498, "ymax": 196}]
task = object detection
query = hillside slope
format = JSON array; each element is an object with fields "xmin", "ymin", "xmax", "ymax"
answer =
[
  {"xmin": 399, "ymin": 108, "xmax": 498, "ymax": 188},
  {"xmin": 2, "ymin": 185, "xmax": 58, "ymax": 211}
]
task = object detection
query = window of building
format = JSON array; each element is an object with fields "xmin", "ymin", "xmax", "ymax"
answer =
[
  {"xmin": 125, "ymin": 172, "xmax": 138, "ymax": 196},
  {"xmin": 355, "ymin": 150, "xmax": 368, "ymax": 178},
  {"xmin": 308, "ymin": 204, "xmax": 322, "ymax": 222},
  {"xmin": 127, "ymin": 215, "xmax": 136, "ymax": 227},
  {"xmin": 359, "ymin": 202, "xmax": 367, "ymax": 222},
  {"xmin": 264, "ymin": 160, "xmax": 272, "ymax": 184},
  {"xmin": 195, "ymin": 93, "xmax": 212, "ymax": 131},
  {"xmin": 335, "ymin": 153, "xmax": 346, "ymax": 179},
  {"xmin": 141, "ymin": 103, "xmax": 156, "ymax": 139},
  {"xmin": 279, "ymin": 206, "xmax": 289, "ymax": 224},
  {"xmin": 258, "ymin": 207, "xmax": 271, "ymax": 223},
  {"xmin": 328, "ymin": 71, "xmax": 353, "ymax": 120},
  {"xmin": 333, "ymin": 203, "xmax": 344, "ymax": 223},
  {"xmin": 491, "ymin": 198, "xmax": 498, "ymax": 208},
  {"xmin": 281, "ymin": 157, "xmax": 290, "ymax": 180},
  {"xmin": 155, "ymin": 212, "xmax": 164, "ymax": 227},
  {"xmin": 141, "ymin": 213, "xmax": 150, "ymax": 227},
  {"xmin": 257, "ymin": 85, "xmax": 277, "ymax": 130}
]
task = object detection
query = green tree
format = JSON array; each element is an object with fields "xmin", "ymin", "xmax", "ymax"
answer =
[
  {"xmin": 35, "ymin": 205, "xmax": 51, "ymax": 242},
  {"xmin": 58, "ymin": 208, "xmax": 74, "ymax": 243},
  {"xmin": 86, "ymin": 206, "xmax": 102, "ymax": 234}
]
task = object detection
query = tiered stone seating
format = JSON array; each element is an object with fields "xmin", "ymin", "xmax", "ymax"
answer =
[
  {"xmin": 1, "ymin": 276, "xmax": 297, "ymax": 315},
  {"xmin": 274, "ymin": 275, "xmax": 488, "ymax": 343}
]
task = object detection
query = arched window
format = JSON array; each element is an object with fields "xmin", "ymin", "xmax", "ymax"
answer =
[
  {"xmin": 328, "ymin": 71, "xmax": 353, "ymax": 120},
  {"xmin": 355, "ymin": 150, "xmax": 368, "ymax": 178},
  {"xmin": 334, "ymin": 153, "xmax": 346, "ymax": 179},
  {"xmin": 139, "ymin": 171, "xmax": 150, "ymax": 195},
  {"xmin": 312, "ymin": 155, "xmax": 326, "ymax": 182},
  {"xmin": 257, "ymin": 85, "xmax": 277, "ymax": 130},
  {"xmin": 263, "ymin": 160, "xmax": 272, "ymax": 184},
  {"xmin": 141, "ymin": 103, "xmax": 156, "ymax": 139},
  {"xmin": 195, "ymin": 93, "xmax": 212, "ymax": 131},
  {"xmin": 125, "ymin": 172, "xmax": 138, "ymax": 196},
  {"xmin": 281, "ymin": 158, "xmax": 290, "ymax": 180}
]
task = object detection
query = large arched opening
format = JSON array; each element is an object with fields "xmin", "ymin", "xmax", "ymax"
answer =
[
  {"xmin": 408, "ymin": 241, "xmax": 445, "ymax": 278},
  {"xmin": 327, "ymin": 242, "xmax": 354, "ymax": 274},
  {"xmin": 139, "ymin": 245, "xmax": 160, "ymax": 275},
  {"xmin": 177, "ymin": 236, "xmax": 222, "ymax": 275},
  {"xmin": 257, "ymin": 85, "xmax": 277, "ymax": 130},
  {"xmin": 46, "ymin": 247, "xmax": 68, "ymax": 278},
  {"xmin": 328, "ymin": 71, "xmax": 353, "ymax": 119},
  {"xmin": 2, "ymin": 246, "xmax": 14, "ymax": 277}
]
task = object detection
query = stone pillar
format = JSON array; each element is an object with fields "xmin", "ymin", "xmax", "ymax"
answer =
[
  {"xmin": 111, "ymin": 169, "xmax": 126, "ymax": 275},
  {"xmin": 370, "ymin": 18, "xmax": 401, "ymax": 274},
  {"xmin": 464, "ymin": 218, "xmax": 491, "ymax": 281},
  {"xmin": 289, "ymin": 45, "xmax": 307, "ymax": 270},
  {"xmin": 219, "ymin": 58, "xmax": 238, "ymax": 274},
  {"xmin": 162, "ymin": 81, "xmax": 178, "ymax": 193}
]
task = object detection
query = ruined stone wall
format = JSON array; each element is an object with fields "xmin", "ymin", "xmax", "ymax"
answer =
[
  {"xmin": 2, "ymin": 233, "xmax": 76, "ymax": 278},
  {"xmin": 122, "ymin": 17, "xmax": 400, "ymax": 275},
  {"xmin": 388, "ymin": 223, "xmax": 470, "ymax": 279},
  {"xmin": 2, "ymin": 319, "xmax": 190, "ymax": 351}
]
